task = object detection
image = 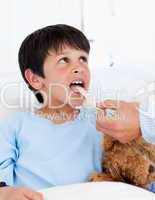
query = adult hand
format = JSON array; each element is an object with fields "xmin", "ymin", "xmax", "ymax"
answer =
[
  {"xmin": 96, "ymin": 100, "xmax": 141, "ymax": 143},
  {"xmin": 0, "ymin": 186, "xmax": 44, "ymax": 200}
]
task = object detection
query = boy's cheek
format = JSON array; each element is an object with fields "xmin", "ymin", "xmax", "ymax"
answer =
[
  {"xmin": 50, "ymin": 86, "xmax": 68, "ymax": 100},
  {"xmin": 86, "ymin": 72, "xmax": 91, "ymax": 89},
  {"xmin": 39, "ymin": 84, "xmax": 66, "ymax": 106}
]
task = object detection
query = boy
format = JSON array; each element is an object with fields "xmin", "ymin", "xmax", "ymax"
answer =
[{"xmin": 0, "ymin": 24, "xmax": 103, "ymax": 200}]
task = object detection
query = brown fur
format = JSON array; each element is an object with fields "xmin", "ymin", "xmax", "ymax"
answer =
[{"xmin": 89, "ymin": 135, "xmax": 155, "ymax": 189}]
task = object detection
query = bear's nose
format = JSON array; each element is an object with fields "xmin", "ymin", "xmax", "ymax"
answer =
[{"xmin": 149, "ymin": 164, "xmax": 155, "ymax": 173}]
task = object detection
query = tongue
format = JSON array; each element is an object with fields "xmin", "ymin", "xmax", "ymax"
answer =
[{"xmin": 70, "ymin": 85, "xmax": 82, "ymax": 93}]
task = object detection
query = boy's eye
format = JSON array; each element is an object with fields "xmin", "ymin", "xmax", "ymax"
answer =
[
  {"xmin": 79, "ymin": 56, "xmax": 88, "ymax": 63},
  {"xmin": 58, "ymin": 57, "xmax": 69, "ymax": 64}
]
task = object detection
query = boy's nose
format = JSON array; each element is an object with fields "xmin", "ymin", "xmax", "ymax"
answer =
[
  {"xmin": 72, "ymin": 68, "xmax": 83, "ymax": 74},
  {"xmin": 73, "ymin": 69, "xmax": 79, "ymax": 74}
]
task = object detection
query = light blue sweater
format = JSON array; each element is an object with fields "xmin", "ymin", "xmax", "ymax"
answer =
[{"xmin": 0, "ymin": 108, "xmax": 102, "ymax": 190}]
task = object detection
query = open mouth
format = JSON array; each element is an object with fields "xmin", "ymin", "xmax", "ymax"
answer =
[{"xmin": 69, "ymin": 79, "xmax": 85, "ymax": 93}]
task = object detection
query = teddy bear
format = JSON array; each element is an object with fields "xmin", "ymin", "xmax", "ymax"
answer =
[{"xmin": 89, "ymin": 135, "xmax": 155, "ymax": 190}]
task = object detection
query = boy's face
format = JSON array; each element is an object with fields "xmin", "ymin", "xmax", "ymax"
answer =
[{"xmin": 40, "ymin": 46, "xmax": 90, "ymax": 108}]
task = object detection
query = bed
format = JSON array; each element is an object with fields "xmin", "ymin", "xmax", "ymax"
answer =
[{"xmin": 40, "ymin": 182, "xmax": 155, "ymax": 200}]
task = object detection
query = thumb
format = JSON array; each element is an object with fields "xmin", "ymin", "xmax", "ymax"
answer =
[{"xmin": 96, "ymin": 108, "xmax": 118, "ymax": 130}]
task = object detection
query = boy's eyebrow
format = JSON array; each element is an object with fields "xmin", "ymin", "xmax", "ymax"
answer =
[
  {"xmin": 56, "ymin": 53, "xmax": 89, "ymax": 59},
  {"xmin": 59, "ymin": 51, "xmax": 88, "ymax": 56}
]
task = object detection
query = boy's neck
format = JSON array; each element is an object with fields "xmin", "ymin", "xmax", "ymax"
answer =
[{"xmin": 36, "ymin": 104, "xmax": 80, "ymax": 124}]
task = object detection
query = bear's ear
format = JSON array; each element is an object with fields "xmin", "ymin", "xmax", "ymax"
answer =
[
  {"xmin": 103, "ymin": 135, "xmax": 115, "ymax": 151},
  {"xmin": 148, "ymin": 164, "xmax": 155, "ymax": 185}
]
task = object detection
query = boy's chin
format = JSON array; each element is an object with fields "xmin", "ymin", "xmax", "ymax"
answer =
[{"xmin": 68, "ymin": 99, "xmax": 85, "ymax": 109}]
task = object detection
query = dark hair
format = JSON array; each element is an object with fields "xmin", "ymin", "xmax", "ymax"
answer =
[{"xmin": 18, "ymin": 24, "xmax": 90, "ymax": 103}]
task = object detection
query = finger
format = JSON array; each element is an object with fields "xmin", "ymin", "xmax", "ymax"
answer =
[
  {"xmin": 23, "ymin": 189, "xmax": 44, "ymax": 200},
  {"xmin": 96, "ymin": 103, "xmax": 119, "ymax": 122},
  {"xmin": 97, "ymin": 99, "xmax": 120, "ymax": 109},
  {"xmin": 96, "ymin": 111, "xmax": 116, "ymax": 129},
  {"xmin": 24, "ymin": 193, "xmax": 43, "ymax": 200}
]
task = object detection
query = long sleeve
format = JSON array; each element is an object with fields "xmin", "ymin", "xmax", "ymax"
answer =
[
  {"xmin": 139, "ymin": 104, "xmax": 155, "ymax": 144},
  {"xmin": 0, "ymin": 114, "xmax": 19, "ymax": 185},
  {"xmin": 139, "ymin": 104, "xmax": 155, "ymax": 192}
]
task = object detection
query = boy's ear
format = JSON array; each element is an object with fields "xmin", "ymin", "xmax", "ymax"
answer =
[{"xmin": 24, "ymin": 68, "xmax": 44, "ymax": 90}]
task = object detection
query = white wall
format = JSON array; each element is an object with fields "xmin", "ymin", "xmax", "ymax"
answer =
[
  {"xmin": 0, "ymin": 0, "xmax": 82, "ymax": 77},
  {"xmin": 84, "ymin": 0, "xmax": 155, "ymax": 99}
]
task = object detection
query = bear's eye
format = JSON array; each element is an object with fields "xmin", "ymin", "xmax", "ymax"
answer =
[{"xmin": 149, "ymin": 165, "xmax": 155, "ymax": 173}]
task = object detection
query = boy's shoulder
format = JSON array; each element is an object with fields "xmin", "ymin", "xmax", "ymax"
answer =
[
  {"xmin": 0, "ymin": 111, "xmax": 27, "ymax": 121},
  {"xmin": 0, "ymin": 111, "xmax": 31, "ymax": 131},
  {"xmin": 0, "ymin": 111, "xmax": 28, "ymax": 140}
]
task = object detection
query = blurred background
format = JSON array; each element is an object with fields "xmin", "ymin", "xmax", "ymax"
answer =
[{"xmin": 0, "ymin": 0, "xmax": 155, "ymax": 115}]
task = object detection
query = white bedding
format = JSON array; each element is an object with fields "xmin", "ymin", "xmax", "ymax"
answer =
[{"xmin": 40, "ymin": 182, "xmax": 155, "ymax": 200}]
